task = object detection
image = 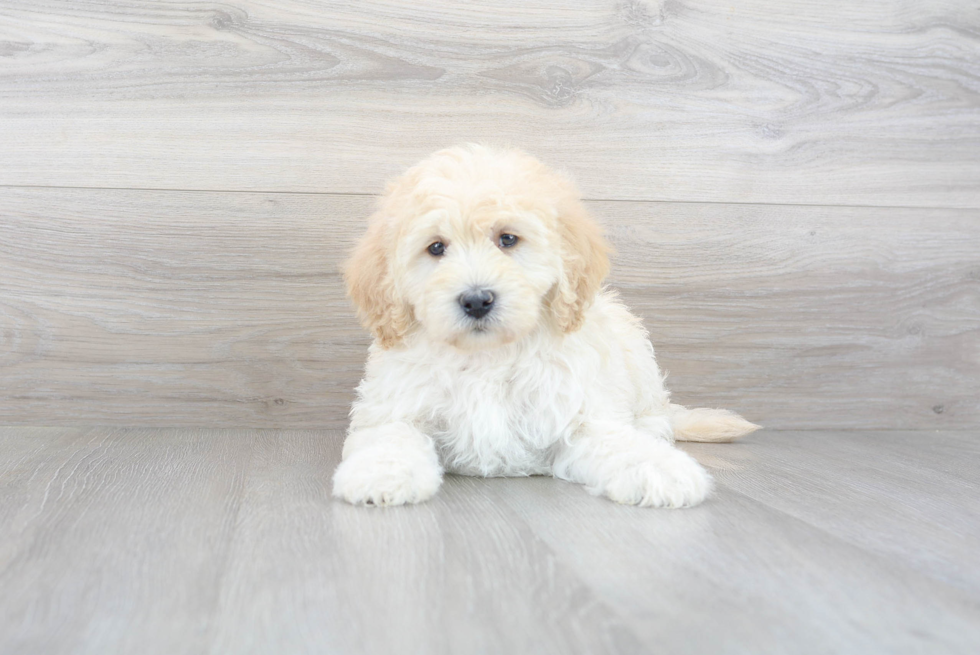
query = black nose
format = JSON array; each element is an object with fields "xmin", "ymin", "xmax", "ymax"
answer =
[{"xmin": 459, "ymin": 289, "xmax": 495, "ymax": 319}]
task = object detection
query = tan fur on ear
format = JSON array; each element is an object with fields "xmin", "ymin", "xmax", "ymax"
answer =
[
  {"xmin": 344, "ymin": 214, "xmax": 414, "ymax": 348},
  {"xmin": 549, "ymin": 190, "xmax": 611, "ymax": 333}
]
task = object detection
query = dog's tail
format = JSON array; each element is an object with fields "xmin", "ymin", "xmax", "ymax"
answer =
[{"xmin": 669, "ymin": 404, "xmax": 760, "ymax": 443}]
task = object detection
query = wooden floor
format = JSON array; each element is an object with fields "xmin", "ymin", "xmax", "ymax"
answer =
[{"xmin": 1, "ymin": 426, "xmax": 978, "ymax": 655}]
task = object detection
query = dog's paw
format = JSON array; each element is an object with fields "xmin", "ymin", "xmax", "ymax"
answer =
[
  {"xmin": 332, "ymin": 443, "xmax": 443, "ymax": 507},
  {"xmin": 601, "ymin": 447, "xmax": 713, "ymax": 508}
]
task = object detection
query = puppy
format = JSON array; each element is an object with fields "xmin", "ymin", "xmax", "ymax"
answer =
[{"xmin": 333, "ymin": 144, "xmax": 758, "ymax": 508}]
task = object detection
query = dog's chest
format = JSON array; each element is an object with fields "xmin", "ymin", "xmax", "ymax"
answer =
[{"xmin": 422, "ymin": 354, "xmax": 584, "ymax": 476}]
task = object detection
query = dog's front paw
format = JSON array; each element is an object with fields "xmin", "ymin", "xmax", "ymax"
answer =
[
  {"xmin": 332, "ymin": 443, "xmax": 443, "ymax": 507},
  {"xmin": 602, "ymin": 448, "xmax": 713, "ymax": 508}
]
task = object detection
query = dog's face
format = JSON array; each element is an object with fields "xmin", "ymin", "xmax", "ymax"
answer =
[{"xmin": 345, "ymin": 145, "xmax": 610, "ymax": 350}]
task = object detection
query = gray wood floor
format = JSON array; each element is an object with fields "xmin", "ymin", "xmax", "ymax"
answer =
[{"xmin": 1, "ymin": 426, "xmax": 978, "ymax": 655}]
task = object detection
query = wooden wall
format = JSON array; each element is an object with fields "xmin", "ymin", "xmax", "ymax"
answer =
[{"xmin": 1, "ymin": 0, "xmax": 978, "ymax": 430}]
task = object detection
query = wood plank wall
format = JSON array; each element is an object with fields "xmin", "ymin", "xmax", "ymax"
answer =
[{"xmin": 1, "ymin": 1, "xmax": 978, "ymax": 430}]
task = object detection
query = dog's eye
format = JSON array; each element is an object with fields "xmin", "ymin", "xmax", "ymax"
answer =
[
  {"xmin": 498, "ymin": 234, "xmax": 519, "ymax": 248},
  {"xmin": 427, "ymin": 241, "xmax": 445, "ymax": 257}
]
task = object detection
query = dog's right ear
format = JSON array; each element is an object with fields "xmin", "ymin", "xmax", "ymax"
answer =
[{"xmin": 344, "ymin": 213, "xmax": 413, "ymax": 348}]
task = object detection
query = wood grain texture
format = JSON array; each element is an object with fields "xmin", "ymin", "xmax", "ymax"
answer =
[
  {"xmin": 0, "ymin": 427, "xmax": 253, "ymax": 655},
  {"xmin": 208, "ymin": 430, "xmax": 637, "ymax": 655},
  {"xmin": 2, "ymin": 426, "xmax": 979, "ymax": 654},
  {"xmin": 682, "ymin": 430, "xmax": 980, "ymax": 594},
  {"xmin": 1, "ymin": 187, "xmax": 978, "ymax": 429},
  {"xmin": 1, "ymin": 0, "xmax": 979, "ymax": 206},
  {"xmin": 494, "ymin": 463, "xmax": 980, "ymax": 654}
]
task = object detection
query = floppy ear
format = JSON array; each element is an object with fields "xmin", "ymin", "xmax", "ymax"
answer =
[
  {"xmin": 549, "ymin": 196, "xmax": 611, "ymax": 333},
  {"xmin": 344, "ymin": 213, "xmax": 414, "ymax": 348}
]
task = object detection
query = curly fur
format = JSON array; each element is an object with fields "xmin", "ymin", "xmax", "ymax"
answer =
[{"xmin": 334, "ymin": 144, "xmax": 759, "ymax": 507}]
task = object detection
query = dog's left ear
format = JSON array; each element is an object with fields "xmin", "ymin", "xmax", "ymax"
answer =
[{"xmin": 549, "ymin": 192, "xmax": 611, "ymax": 333}]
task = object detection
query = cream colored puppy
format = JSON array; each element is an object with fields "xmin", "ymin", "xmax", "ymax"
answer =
[{"xmin": 333, "ymin": 144, "xmax": 758, "ymax": 508}]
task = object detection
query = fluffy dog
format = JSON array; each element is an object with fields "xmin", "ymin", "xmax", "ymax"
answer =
[{"xmin": 333, "ymin": 144, "xmax": 758, "ymax": 508}]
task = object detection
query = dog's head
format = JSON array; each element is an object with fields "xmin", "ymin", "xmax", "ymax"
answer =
[{"xmin": 345, "ymin": 144, "xmax": 610, "ymax": 350}]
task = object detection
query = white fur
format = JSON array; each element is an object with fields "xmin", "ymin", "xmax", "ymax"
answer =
[{"xmin": 333, "ymin": 144, "xmax": 758, "ymax": 508}]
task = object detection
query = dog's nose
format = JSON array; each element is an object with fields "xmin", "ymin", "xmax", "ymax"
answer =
[{"xmin": 459, "ymin": 289, "xmax": 495, "ymax": 319}]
